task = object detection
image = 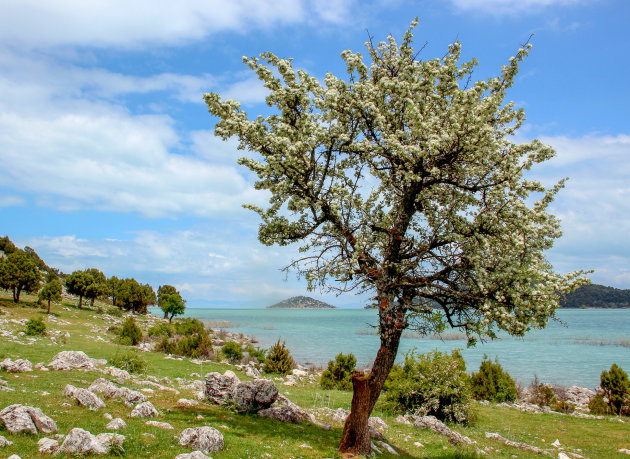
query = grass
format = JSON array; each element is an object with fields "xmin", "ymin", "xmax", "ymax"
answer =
[{"xmin": 0, "ymin": 292, "xmax": 629, "ymax": 458}]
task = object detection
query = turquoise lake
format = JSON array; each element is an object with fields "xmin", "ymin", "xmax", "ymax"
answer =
[{"xmin": 163, "ymin": 308, "xmax": 630, "ymax": 389}]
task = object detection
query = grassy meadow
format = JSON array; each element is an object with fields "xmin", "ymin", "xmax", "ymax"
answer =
[{"xmin": 0, "ymin": 292, "xmax": 629, "ymax": 458}]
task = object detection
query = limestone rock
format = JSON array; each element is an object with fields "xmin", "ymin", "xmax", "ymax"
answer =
[
  {"xmin": 95, "ymin": 433, "xmax": 125, "ymax": 453},
  {"xmin": 276, "ymin": 394, "xmax": 332, "ymax": 430},
  {"xmin": 0, "ymin": 358, "xmax": 32, "ymax": 373},
  {"xmin": 102, "ymin": 366, "xmax": 131, "ymax": 381},
  {"xmin": 63, "ymin": 384, "xmax": 106, "ymax": 410},
  {"xmin": 55, "ymin": 427, "xmax": 108, "ymax": 455},
  {"xmin": 0, "ymin": 435, "xmax": 14, "ymax": 447},
  {"xmin": 180, "ymin": 380, "xmax": 205, "ymax": 392},
  {"xmin": 130, "ymin": 401, "xmax": 158, "ymax": 418},
  {"xmin": 245, "ymin": 366, "xmax": 261, "ymax": 379},
  {"xmin": 0, "ymin": 404, "xmax": 58, "ymax": 435},
  {"xmin": 105, "ymin": 418, "xmax": 127, "ymax": 430},
  {"xmin": 49, "ymin": 351, "xmax": 102, "ymax": 371},
  {"xmin": 232, "ymin": 379, "xmax": 279, "ymax": 412},
  {"xmin": 145, "ymin": 420, "xmax": 174, "ymax": 430},
  {"xmin": 178, "ymin": 426, "xmax": 224, "ymax": 455},
  {"xmin": 89, "ymin": 378, "xmax": 146, "ymax": 405},
  {"xmin": 485, "ymin": 432, "xmax": 545, "ymax": 454},
  {"xmin": 258, "ymin": 406, "xmax": 304, "ymax": 424},
  {"xmin": 204, "ymin": 371, "xmax": 240, "ymax": 404},
  {"xmin": 618, "ymin": 449, "xmax": 630, "ymax": 455},
  {"xmin": 175, "ymin": 452, "xmax": 210, "ymax": 459},
  {"xmin": 177, "ymin": 398, "xmax": 200, "ymax": 408},
  {"xmin": 38, "ymin": 437, "xmax": 59, "ymax": 454},
  {"xmin": 565, "ymin": 386, "xmax": 595, "ymax": 407},
  {"xmin": 414, "ymin": 416, "xmax": 473, "ymax": 445},
  {"xmin": 369, "ymin": 416, "xmax": 388, "ymax": 431},
  {"xmin": 394, "ymin": 415, "xmax": 412, "ymax": 425}
]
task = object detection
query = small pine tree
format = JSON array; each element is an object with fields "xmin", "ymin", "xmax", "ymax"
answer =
[
  {"xmin": 118, "ymin": 317, "xmax": 143, "ymax": 345},
  {"xmin": 470, "ymin": 356, "xmax": 518, "ymax": 402},
  {"xmin": 601, "ymin": 363, "xmax": 630, "ymax": 415},
  {"xmin": 320, "ymin": 353, "xmax": 357, "ymax": 390},
  {"xmin": 262, "ymin": 339, "xmax": 294, "ymax": 375}
]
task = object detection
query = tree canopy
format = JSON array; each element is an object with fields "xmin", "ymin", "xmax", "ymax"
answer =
[
  {"xmin": 117, "ymin": 278, "xmax": 156, "ymax": 314},
  {"xmin": 39, "ymin": 278, "xmax": 63, "ymax": 314},
  {"xmin": 66, "ymin": 268, "xmax": 106, "ymax": 309},
  {"xmin": 0, "ymin": 249, "xmax": 42, "ymax": 302},
  {"xmin": 162, "ymin": 293, "xmax": 186, "ymax": 322},
  {"xmin": 212, "ymin": 19, "xmax": 588, "ymax": 454}
]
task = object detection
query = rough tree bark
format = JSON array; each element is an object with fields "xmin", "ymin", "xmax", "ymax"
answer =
[{"xmin": 339, "ymin": 296, "xmax": 405, "ymax": 455}]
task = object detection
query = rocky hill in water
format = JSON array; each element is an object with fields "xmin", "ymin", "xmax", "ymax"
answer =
[{"xmin": 267, "ymin": 296, "xmax": 337, "ymax": 309}]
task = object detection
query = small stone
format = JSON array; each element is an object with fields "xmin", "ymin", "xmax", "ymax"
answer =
[
  {"xmin": 0, "ymin": 435, "xmax": 14, "ymax": 447},
  {"xmin": 175, "ymin": 452, "xmax": 210, "ymax": 459},
  {"xmin": 130, "ymin": 401, "xmax": 158, "ymax": 418},
  {"xmin": 38, "ymin": 437, "xmax": 59, "ymax": 454},
  {"xmin": 106, "ymin": 418, "xmax": 127, "ymax": 430},
  {"xmin": 552, "ymin": 439, "xmax": 561, "ymax": 448},
  {"xmin": 146, "ymin": 420, "xmax": 174, "ymax": 430},
  {"xmin": 177, "ymin": 398, "xmax": 200, "ymax": 408},
  {"xmin": 103, "ymin": 413, "xmax": 113, "ymax": 420},
  {"xmin": 413, "ymin": 441, "xmax": 424, "ymax": 448},
  {"xmin": 63, "ymin": 384, "xmax": 106, "ymax": 410}
]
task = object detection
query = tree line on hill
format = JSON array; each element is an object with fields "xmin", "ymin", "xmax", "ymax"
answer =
[
  {"xmin": 0, "ymin": 235, "xmax": 186, "ymax": 320},
  {"xmin": 559, "ymin": 283, "xmax": 630, "ymax": 308}
]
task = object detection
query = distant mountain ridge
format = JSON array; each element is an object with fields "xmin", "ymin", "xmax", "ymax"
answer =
[{"xmin": 267, "ymin": 296, "xmax": 337, "ymax": 309}]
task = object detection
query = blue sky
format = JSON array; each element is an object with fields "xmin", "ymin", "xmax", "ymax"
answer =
[{"xmin": 1, "ymin": 0, "xmax": 628, "ymax": 308}]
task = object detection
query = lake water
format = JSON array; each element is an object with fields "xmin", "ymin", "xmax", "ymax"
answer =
[{"xmin": 164, "ymin": 308, "xmax": 630, "ymax": 389}]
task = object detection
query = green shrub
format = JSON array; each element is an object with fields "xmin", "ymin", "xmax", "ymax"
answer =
[
  {"xmin": 118, "ymin": 317, "xmax": 143, "ymax": 345},
  {"xmin": 109, "ymin": 350, "xmax": 148, "ymax": 374},
  {"xmin": 531, "ymin": 383, "xmax": 557, "ymax": 407},
  {"xmin": 154, "ymin": 327, "xmax": 213, "ymax": 359},
  {"xmin": 244, "ymin": 344, "xmax": 266, "ymax": 363},
  {"xmin": 470, "ymin": 356, "xmax": 518, "ymax": 402},
  {"xmin": 320, "ymin": 353, "xmax": 356, "ymax": 391},
  {"xmin": 262, "ymin": 339, "xmax": 294, "ymax": 375},
  {"xmin": 172, "ymin": 318, "xmax": 206, "ymax": 336},
  {"xmin": 25, "ymin": 316, "xmax": 46, "ymax": 336},
  {"xmin": 588, "ymin": 393, "xmax": 609, "ymax": 415},
  {"xmin": 222, "ymin": 341, "xmax": 244, "ymax": 362},
  {"xmin": 383, "ymin": 349, "xmax": 472, "ymax": 424},
  {"xmin": 107, "ymin": 307, "xmax": 124, "ymax": 317},
  {"xmin": 601, "ymin": 363, "xmax": 630, "ymax": 415},
  {"xmin": 148, "ymin": 323, "xmax": 173, "ymax": 337}
]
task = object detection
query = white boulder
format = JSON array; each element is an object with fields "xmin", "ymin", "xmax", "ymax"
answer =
[
  {"xmin": 63, "ymin": 384, "xmax": 106, "ymax": 410},
  {"xmin": 0, "ymin": 404, "xmax": 57, "ymax": 435},
  {"xmin": 130, "ymin": 401, "xmax": 158, "ymax": 418},
  {"xmin": 178, "ymin": 426, "xmax": 224, "ymax": 455}
]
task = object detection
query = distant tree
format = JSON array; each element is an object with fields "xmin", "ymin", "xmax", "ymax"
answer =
[
  {"xmin": 107, "ymin": 276, "xmax": 121, "ymax": 308},
  {"xmin": 66, "ymin": 268, "xmax": 106, "ymax": 309},
  {"xmin": 157, "ymin": 284, "xmax": 179, "ymax": 318},
  {"xmin": 162, "ymin": 293, "xmax": 186, "ymax": 323},
  {"xmin": 84, "ymin": 268, "xmax": 107, "ymax": 307},
  {"xmin": 205, "ymin": 20, "xmax": 588, "ymax": 453},
  {"xmin": 24, "ymin": 246, "xmax": 48, "ymax": 271},
  {"xmin": 39, "ymin": 279, "xmax": 63, "ymax": 314},
  {"xmin": 117, "ymin": 278, "xmax": 156, "ymax": 314},
  {"xmin": 0, "ymin": 250, "xmax": 42, "ymax": 302}
]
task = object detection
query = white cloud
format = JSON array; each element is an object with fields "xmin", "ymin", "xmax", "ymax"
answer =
[
  {"xmin": 0, "ymin": 0, "xmax": 354, "ymax": 49},
  {"xmin": 0, "ymin": 195, "xmax": 25, "ymax": 207},
  {"xmin": 450, "ymin": 0, "xmax": 584, "ymax": 15},
  {"xmin": 526, "ymin": 133, "xmax": 630, "ymax": 285}
]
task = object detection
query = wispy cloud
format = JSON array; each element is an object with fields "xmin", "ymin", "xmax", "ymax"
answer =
[{"xmin": 450, "ymin": 0, "xmax": 584, "ymax": 15}]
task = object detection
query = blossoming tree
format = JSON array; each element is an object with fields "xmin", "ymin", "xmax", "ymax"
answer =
[{"xmin": 205, "ymin": 20, "xmax": 587, "ymax": 454}]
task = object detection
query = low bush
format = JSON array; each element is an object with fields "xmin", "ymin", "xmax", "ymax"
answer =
[
  {"xmin": 109, "ymin": 350, "xmax": 148, "ymax": 374},
  {"xmin": 172, "ymin": 318, "xmax": 206, "ymax": 336},
  {"xmin": 320, "ymin": 353, "xmax": 356, "ymax": 391},
  {"xmin": 25, "ymin": 316, "xmax": 46, "ymax": 336},
  {"xmin": 118, "ymin": 317, "xmax": 143, "ymax": 345},
  {"xmin": 221, "ymin": 341, "xmax": 243, "ymax": 362},
  {"xmin": 383, "ymin": 349, "xmax": 472, "ymax": 424},
  {"xmin": 148, "ymin": 323, "xmax": 173, "ymax": 338},
  {"xmin": 107, "ymin": 307, "xmax": 124, "ymax": 317},
  {"xmin": 470, "ymin": 356, "xmax": 518, "ymax": 402},
  {"xmin": 588, "ymin": 393, "xmax": 609, "ymax": 415},
  {"xmin": 531, "ymin": 382, "xmax": 557, "ymax": 407},
  {"xmin": 262, "ymin": 339, "xmax": 294, "ymax": 375},
  {"xmin": 244, "ymin": 344, "xmax": 266, "ymax": 364}
]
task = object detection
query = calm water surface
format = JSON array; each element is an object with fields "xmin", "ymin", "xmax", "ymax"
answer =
[{"xmin": 161, "ymin": 308, "xmax": 630, "ymax": 389}]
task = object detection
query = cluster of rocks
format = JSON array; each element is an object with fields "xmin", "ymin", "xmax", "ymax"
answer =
[{"xmin": 0, "ymin": 358, "xmax": 32, "ymax": 373}]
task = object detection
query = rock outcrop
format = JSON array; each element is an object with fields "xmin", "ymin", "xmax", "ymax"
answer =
[
  {"xmin": 232, "ymin": 379, "xmax": 279, "ymax": 412},
  {"xmin": 485, "ymin": 432, "xmax": 546, "ymax": 454},
  {"xmin": 130, "ymin": 401, "xmax": 158, "ymax": 418},
  {"xmin": 0, "ymin": 404, "xmax": 57, "ymax": 435},
  {"xmin": 105, "ymin": 418, "xmax": 127, "ymax": 430},
  {"xmin": 63, "ymin": 384, "xmax": 106, "ymax": 410},
  {"xmin": 55, "ymin": 428, "xmax": 124, "ymax": 455},
  {"xmin": 48, "ymin": 351, "xmax": 105, "ymax": 371},
  {"xmin": 37, "ymin": 438, "xmax": 59, "ymax": 454},
  {"xmin": 88, "ymin": 378, "xmax": 146, "ymax": 405},
  {"xmin": 413, "ymin": 415, "xmax": 473, "ymax": 446},
  {"xmin": 204, "ymin": 371, "xmax": 240, "ymax": 404},
  {"xmin": 178, "ymin": 426, "xmax": 224, "ymax": 455},
  {"xmin": 0, "ymin": 358, "xmax": 32, "ymax": 373},
  {"xmin": 145, "ymin": 420, "xmax": 173, "ymax": 430}
]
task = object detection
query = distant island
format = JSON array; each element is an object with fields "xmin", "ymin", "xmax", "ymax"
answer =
[
  {"xmin": 267, "ymin": 296, "xmax": 337, "ymax": 309},
  {"xmin": 560, "ymin": 283, "xmax": 630, "ymax": 308}
]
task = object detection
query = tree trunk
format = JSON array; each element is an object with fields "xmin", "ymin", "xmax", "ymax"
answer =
[
  {"xmin": 47, "ymin": 299, "xmax": 51, "ymax": 314},
  {"xmin": 14, "ymin": 286, "xmax": 22, "ymax": 302},
  {"xmin": 339, "ymin": 296, "xmax": 405, "ymax": 454},
  {"xmin": 78, "ymin": 295, "xmax": 83, "ymax": 309}
]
